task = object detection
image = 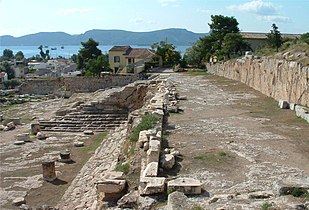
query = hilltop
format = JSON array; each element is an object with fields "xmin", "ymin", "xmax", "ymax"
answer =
[{"xmin": 0, "ymin": 28, "xmax": 208, "ymax": 46}]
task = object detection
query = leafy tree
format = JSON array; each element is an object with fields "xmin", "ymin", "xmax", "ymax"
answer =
[
  {"xmin": 71, "ymin": 54, "xmax": 78, "ymax": 63},
  {"xmin": 77, "ymin": 38, "xmax": 102, "ymax": 70},
  {"xmin": 267, "ymin": 24, "xmax": 282, "ymax": 52},
  {"xmin": 2, "ymin": 49, "xmax": 14, "ymax": 60},
  {"xmin": 15, "ymin": 51, "xmax": 25, "ymax": 61},
  {"xmin": 0, "ymin": 62, "xmax": 15, "ymax": 79},
  {"xmin": 84, "ymin": 54, "xmax": 110, "ymax": 77},
  {"xmin": 151, "ymin": 41, "xmax": 181, "ymax": 66},
  {"xmin": 222, "ymin": 33, "xmax": 250, "ymax": 58},
  {"xmin": 3, "ymin": 80, "xmax": 20, "ymax": 89},
  {"xmin": 300, "ymin": 32, "xmax": 309, "ymax": 44}
]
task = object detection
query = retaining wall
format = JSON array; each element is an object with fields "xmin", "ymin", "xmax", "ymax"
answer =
[
  {"xmin": 18, "ymin": 75, "xmax": 139, "ymax": 95},
  {"xmin": 207, "ymin": 57, "xmax": 309, "ymax": 107}
]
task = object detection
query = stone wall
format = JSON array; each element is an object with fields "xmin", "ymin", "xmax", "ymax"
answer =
[
  {"xmin": 18, "ymin": 75, "xmax": 139, "ymax": 95},
  {"xmin": 207, "ymin": 57, "xmax": 309, "ymax": 107}
]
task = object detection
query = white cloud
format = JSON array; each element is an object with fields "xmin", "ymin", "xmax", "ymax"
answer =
[
  {"xmin": 228, "ymin": 0, "xmax": 277, "ymax": 15},
  {"xmin": 158, "ymin": 0, "xmax": 178, "ymax": 7},
  {"xmin": 56, "ymin": 8, "xmax": 93, "ymax": 16},
  {"xmin": 261, "ymin": 15, "xmax": 291, "ymax": 23}
]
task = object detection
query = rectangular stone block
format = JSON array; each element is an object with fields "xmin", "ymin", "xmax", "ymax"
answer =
[
  {"xmin": 142, "ymin": 162, "xmax": 158, "ymax": 177},
  {"xmin": 139, "ymin": 177, "xmax": 166, "ymax": 195},
  {"xmin": 96, "ymin": 179, "xmax": 126, "ymax": 194},
  {"xmin": 167, "ymin": 178, "xmax": 202, "ymax": 195},
  {"xmin": 278, "ymin": 100, "xmax": 289, "ymax": 109}
]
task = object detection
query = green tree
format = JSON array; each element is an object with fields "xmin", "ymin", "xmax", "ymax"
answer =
[
  {"xmin": 2, "ymin": 49, "xmax": 14, "ymax": 60},
  {"xmin": 77, "ymin": 38, "xmax": 102, "ymax": 70},
  {"xmin": 267, "ymin": 24, "xmax": 282, "ymax": 52},
  {"xmin": 222, "ymin": 33, "xmax": 250, "ymax": 58},
  {"xmin": 300, "ymin": 32, "xmax": 309, "ymax": 44},
  {"xmin": 15, "ymin": 51, "xmax": 25, "ymax": 61},
  {"xmin": 151, "ymin": 41, "xmax": 181, "ymax": 66},
  {"xmin": 0, "ymin": 62, "xmax": 15, "ymax": 79},
  {"xmin": 84, "ymin": 54, "xmax": 110, "ymax": 77}
]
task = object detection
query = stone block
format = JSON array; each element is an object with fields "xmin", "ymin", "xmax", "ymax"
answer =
[
  {"xmin": 147, "ymin": 147, "xmax": 160, "ymax": 164},
  {"xmin": 14, "ymin": 140, "xmax": 25, "ymax": 145},
  {"xmin": 31, "ymin": 123, "xmax": 41, "ymax": 135},
  {"xmin": 167, "ymin": 191, "xmax": 189, "ymax": 210},
  {"xmin": 161, "ymin": 154, "xmax": 175, "ymax": 169},
  {"xmin": 83, "ymin": 130, "xmax": 94, "ymax": 135},
  {"xmin": 138, "ymin": 130, "xmax": 149, "ymax": 148},
  {"xmin": 139, "ymin": 177, "xmax": 166, "ymax": 195},
  {"xmin": 167, "ymin": 178, "xmax": 202, "ymax": 195},
  {"xmin": 142, "ymin": 162, "xmax": 158, "ymax": 177},
  {"xmin": 12, "ymin": 197, "xmax": 26, "ymax": 206},
  {"xmin": 289, "ymin": 103, "xmax": 296, "ymax": 111},
  {"xmin": 278, "ymin": 100, "xmax": 289, "ymax": 109},
  {"xmin": 96, "ymin": 179, "xmax": 126, "ymax": 194},
  {"xmin": 103, "ymin": 171, "xmax": 124, "ymax": 180},
  {"xmin": 16, "ymin": 133, "xmax": 31, "ymax": 142}
]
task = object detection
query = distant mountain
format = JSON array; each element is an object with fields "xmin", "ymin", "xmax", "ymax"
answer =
[{"xmin": 0, "ymin": 28, "xmax": 208, "ymax": 46}]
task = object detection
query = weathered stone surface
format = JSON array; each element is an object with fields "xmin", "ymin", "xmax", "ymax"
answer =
[
  {"xmin": 138, "ymin": 195, "xmax": 157, "ymax": 210},
  {"xmin": 12, "ymin": 197, "xmax": 26, "ymax": 206},
  {"xmin": 83, "ymin": 130, "xmax": 94, "ymax": 135},
  {"xmin": 138, "ymin": 130, "xmax": 149, "ymax": 148},
  {"xmin": 36, "ymin": 132, "xmax": 47, "ymax": 140},
  {"xmin": 103, "ymin": 171, "xmax": 124, "ymax": 180},
  {"xmin": 278, "ymin": 100, "xmax": 289, "ymax": 109},
  {"xmin": 16, "ymin": 133, "xmax": 31, "ymax": 142},
  {"xmin": 142, "ymin": 162, "xmax": 158, "ymax": 177},
  {"xmin": 273, "ymin": 177, "xmax": 309, "ymax": 196},
  {"xmin": 170, "ymin": 148, "xmax": 180, "ymax": 156},
  {"xmin": 96, "ymin": 179, "xmax": 126, "ymax": 194},
  {"xmin": 4, "ymin": 122, "xmax": 15, "ymax": 131},
  {"xmin": 14, "ymin": 140, "xmax": 25, "ymax": 145},
  {"xmin": 31, "ymin": 123, "xmax": 41, "ymax": 135},
  {"xmin": 73, "ymin": 141, "xmax": 84, "ymax": 147},
  {"xmin": 139, "ymin": 177, "xmax": 166, "ymax": 195},
  {"xmin": 42, "ymin": 160, "xmax": 56, "ymax": 182},
  {"xmin": 161, "ymin": 154, "xmax": 175, "ymax": 169},
  {"xmin": 289, "ymin": 103, "xmax": 296, "ymax": 111},
  {"xmin": 295, "ymin": 105, "xmax": 309, "ymax": 123},
  {"xmin": 248, "ymin": 191, "xmax": 273, "ymax": 199},
  {"xmin": 117, "ymin": 191, "xmax": 139, "ymax": 208},
  {"xmin": 166, "ymin": 191, "xmax": 190, "ymax": 210},
  {"xmin": 167, "ymin": 178, "xmax": 202, "ymax": 195}
]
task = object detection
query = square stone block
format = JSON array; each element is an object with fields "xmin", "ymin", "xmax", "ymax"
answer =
[{"xmin": 167, "ymin": 178, "xmax": 202, "ymax": 195}]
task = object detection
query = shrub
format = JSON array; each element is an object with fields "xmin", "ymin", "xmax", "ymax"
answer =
[
  {"xmin": 114, "ymin": 162, "xmax": 130, "ymax": 174},
  {"xmin": 261, "ymin": 202, "xmax": 272, "ymax": 210},
  {"xmin": 129, "ymin": 114, "xmax": 159, "ymax": 142}
]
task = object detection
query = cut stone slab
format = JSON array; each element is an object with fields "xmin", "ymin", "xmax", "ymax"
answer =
[
  {"xmin": 167, "ymin": 178, "xmax": 202, "ymax": 195},
  {"xmin": 36, "ymin": 132, "xmax": 47, "ymax": 140},
  {"xmin": 16, "ymin": 133, "xmax": 31, "ymax": 142},
  {"xmin": 167, "ymin": 191, "xmax": 190, "ymax": 210},
  {"xmin": 83, "ymin": 130, "xmax": 94, "ymax": 135},
  {"xmin": 142, "ymin": 162, "xmax": 158, "ymax": 177},
  {"xmin": 273, "ymin": 177, "xmax": 309, "ymax": 196},
  {"xmin": 103, "ymin": 171, "xmax": 124, "ymax": 180},
  {"xmin": 139, "ymin": 177, "xmax": 166, "ymax": 195},
  {"xmin": 278, "ymin": 100, "xmax": 289, "ymax": 109},
  {"xmin": 14, "ymin": 140, "xmax": 25, "ymax": 145},
  {"xmin": 289, "ymin": 103, "xmax": 296, "ymax": 111},
  {"xmin": 12, "ymin": 197, "xmax": 26, "ymax": 206},
  {"xmin": 74, "ymin": 141, "xmax": 84, "ymax": 147},
  {"xmin": 161, "ymin": 154, "xmax": 175, "ymax": 169},
  {"xmin": 96, "ymin": 179, "xmax": 126, "ymax": 194}
]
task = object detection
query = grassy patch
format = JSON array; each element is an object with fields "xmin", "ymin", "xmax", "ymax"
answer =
[
  {"xmin": 192, "ymin": 206, "xmax": 205, "ymax": 210},
  {"xmin": 129, "ymin": 114, "xmax": 159, "ymax": 142},
  {"xmin": 261, "ymin": 202, "xmax": 273, "ymax": 210},
  {"xmin": 81, "ymin": 132, "xmax": 107, "ymax": 154},
  {"xmin": 114, "ymin": 162, "xmax": 130, "ymax": 174},
  {"xmin": 194, "ymin": 151, "xmax": 229, "ymax": 163},
  {"xmin": 0, "ymin": 104, "xmax": 18, "ymax": 111},
  {"xmin": 185, "ymin": 69, "xmax": 208, "ymax": 76},
  {"xmin": 290, "ymin": 188, "xmax": 309, "ymax": 198}
]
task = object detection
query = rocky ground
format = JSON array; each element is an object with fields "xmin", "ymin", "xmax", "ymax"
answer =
[
  {"xmin": 1, "ymin": 73, "xmax": 308, "ymax": 210},
  {"xmin": 162, "ymin": 73, "xmax": 309, "ymax": 209}
]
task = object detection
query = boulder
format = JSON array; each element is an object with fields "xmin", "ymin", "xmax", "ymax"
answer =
[
  {"xmin": 36, "ymin": 132, "xmax": 47, "ymax": 140},
  {"xmin": 97, "ymin": 179, "xmax": 126, "ymax": 194},
  {"xmin": 16, "ymin": 133, "xmax": 31, "ymax": 142},
  {"xmin": 14, "ymin": 140, "xmax": 25, "ymax": 145},
  {"xmin": 4, "ymin": 122, "xmax": 15, "ymax": 131},
  {"xmin": 139, "ymin": 177, "xmax": 166, "ymax": 195},
  {"xmin": 31, "ymin": 123, "xmax": 41, "ymax": 135},
  {"xmin": 161, "ymin": 154, "xmax": 175, "ymax": 169}
]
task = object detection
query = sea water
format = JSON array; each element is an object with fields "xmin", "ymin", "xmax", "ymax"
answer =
[{"xmin": 0, "ymin": 45, "xmax": 190, "ymax": 59}]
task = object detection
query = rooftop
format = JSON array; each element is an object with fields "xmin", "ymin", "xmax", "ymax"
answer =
[{"xmin": 240, "ymin": 32, "xmax": 301, "ymax": 40}]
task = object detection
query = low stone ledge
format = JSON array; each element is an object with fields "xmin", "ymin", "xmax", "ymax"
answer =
[
  {"xmin": 273, "ymin": 177, "xmax": 309, "ymax": 196},
  {"xmin": 96, "ymin": 179, "xmax": 126, "ymax": 194},
  {"xmin": 142, "ymin": 162, "xmax": 158, "ymax": 177},
  {"xmin": 167, "ymin": 178, "xmax": 202, "ymax": 195}
]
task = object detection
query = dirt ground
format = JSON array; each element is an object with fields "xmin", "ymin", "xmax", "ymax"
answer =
[{"xmin": 162, "ymin": 73, "xmax": 309, "ymax": 207}]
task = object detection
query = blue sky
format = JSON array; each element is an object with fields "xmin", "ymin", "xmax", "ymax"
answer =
[{"xmin": 0, "ymin": 0, "xmax": 308, "ymax": 37}]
